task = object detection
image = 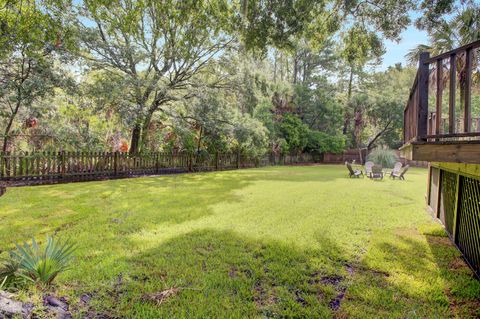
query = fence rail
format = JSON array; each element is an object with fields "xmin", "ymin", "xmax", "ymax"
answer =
[{"xmin": 0, "ymin": 151, "xmax": 322, "ymax": 186}]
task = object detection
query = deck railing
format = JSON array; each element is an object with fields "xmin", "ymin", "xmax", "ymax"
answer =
[
  {"xmin": 428, "ymin": 113, "xmax": 480, "ymax": 137},
  {"xmin": 404, "ymin": 40, "xmax": 480, "ymax": 143}
]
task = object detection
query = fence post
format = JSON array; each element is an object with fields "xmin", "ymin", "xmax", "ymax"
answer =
[
  {"xmin": 61, "ymin": 150, "xmax": 66, "ymax": 179},
  {"xmin": 215, "ymin": 151, "xmax": 219, "ymax": 171},
  {"xmin": 236, "ymin": 150, "xmax": 240, "ymax": 169},
  {"xmin": 417, "ymin": 52, "xmax": 430, "ymax": 141},
  {"xmin": 0, "ymin": 152, "xmax": 3, "ymax": 180},
  {"xmin": 114, "ymin": 151, "xmax": 119, "ymax": 176},
  {"xmin": 155, "ymin": 152, "xmax": 160, "ymax": 174}
]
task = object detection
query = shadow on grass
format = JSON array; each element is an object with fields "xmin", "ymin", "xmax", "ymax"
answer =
[
  {"xmin": 0, "ymin": 166, "xmax": 352, "ymax": 248},
  {"xmin": 85, "ymin": 229, "xmax": 349, "ymax": 319},
  {"xmin": 424, "ymin": 230, "xmax": 480, "ymax": 318},
  {"xmin": 0, "ymin": 171, "xmax": 257, "ymax": 246},
  {"xmin": 79, "ymin": 225, "xmax": 480, "ymax": 319},
  {"xmin": 340, "ymin": 228, "xmax": 480, "ymax": 319}
]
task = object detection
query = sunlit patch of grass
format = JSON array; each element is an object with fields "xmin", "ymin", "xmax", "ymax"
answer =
[{"xmin": 0, "ymin": 166, "xmax": 478, "ymax": 318}]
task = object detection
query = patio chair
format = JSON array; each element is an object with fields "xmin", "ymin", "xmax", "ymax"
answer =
[
  {"xmin": 370, "ymin": 164, "xmax": 384, "ymax": 180},
  {"xmin": 364, "ymin": 161, "xmax": 374, "ymax": 178},
  {"xmin": 346, "ymin": 162, "xmax": 363, "ymax": 178},
  {"xmin": 389, "ymin": 162, "xmax": 403, "ymax": 178},
  {"xmin": 391, "ymin": 165, "xmax": 409, "ymax": 180}
]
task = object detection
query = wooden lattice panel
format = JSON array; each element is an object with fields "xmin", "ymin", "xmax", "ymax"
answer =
[
  {"xmin": 457, "ymin": 176, "xmax": 480, "ymax": 277},
  {"xmin": 439, "ymin": 170, "xmax": 457, "ymax": 236}
]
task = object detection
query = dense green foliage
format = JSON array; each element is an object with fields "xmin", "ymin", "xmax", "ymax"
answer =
[
  {"xmin": 0, "ymin": 166, "xmax": 478, "ymax": 317},
  {"xmin": 1, "ymin": 0, "xmax": 462, "ymax": 157}
]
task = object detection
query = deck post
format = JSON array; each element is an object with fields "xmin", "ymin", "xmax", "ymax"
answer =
[
  {"xmin": 435, "ymin": 59, "xmax": 443, "ymax": 137},
  {"xmin": 464, "ymin": 47, "xmax": 472, "ymax": 132},
  {"xmin": 417, "ymin": 52, "xmax": 430, "ymax": 141},
  {"xmin": 448, "ymin": 54, "xmax": 456, "ymax": 133}
]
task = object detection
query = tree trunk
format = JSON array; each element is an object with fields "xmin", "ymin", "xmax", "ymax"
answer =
[
  {"xmin": 302, "ymin": 52, "xmax": 308, "ymax": 83},
  {"xmin": 342, "ymin": 115, "xmax": 350, "ymax": 135},
  {"xmin": 343, "ymin": 67, "xmax": 354, "ymax": 135},
  {"xmin": 293, "ymin": 52, "xmax": 298, "ymax": 84},
  {"xmin": 129, "ymin": 124, "xmax": 142, "ymax": 154},
  {"xmin": 347, "ymin": 67, "xmax": 354, "ymax": 100},
  {"xmin": 139, "ymin": 111, "xmax": 155, "ymax": 153},
  {"xmin": 280, "ymin": 53, "xmax": 284, "ymax": 82},
  {"xmin": 2, "ymin": 97, "xmax": 22, "ymax": 152},
  {"xmin": 195, "ymin": 126, "xmax": 203, "ymax": 165},
  {"xmin": 286, "ymin": 55, "xmax": 289, "ymax": 82},
  {"xmin": 273, "ymin": 51, "xmax": 277, "ymax": 83},
  {"xmin": 2, "ymin": 116, "xmax": 15, "ymax": 153},
  {"xmin": 196, "ymin": 126, "xmax": 203, "ymax": 154},
  {"xmin": 358, "ymin": 147, "xmax": 363, "ymax": 165}
]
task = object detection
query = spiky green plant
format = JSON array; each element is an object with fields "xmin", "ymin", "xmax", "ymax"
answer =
[
  {"xmin": 0, "ymin": 255, "xmax": 25, "ymax": 291},
  {"xmin": 11, "ymin": 236, "xmax": 76, "ymax": 285},
  {"xmin": 366, "ymin": 148, "xmax": 399, "ymax": 168}
]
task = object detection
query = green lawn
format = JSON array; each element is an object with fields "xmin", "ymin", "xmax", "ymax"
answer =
[{"xmin": 0, "ymin": 165, "xmax": 479, "ymax": 318}]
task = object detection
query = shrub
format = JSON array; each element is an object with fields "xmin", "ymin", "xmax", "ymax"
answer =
[
  {"xmin": 276, "ymin": 114, "xmax": 310, "ymax": 153},
  {"xmin": 0, "ymin": 256, "xmax": 24, "ymax": 291},
  {"xmin": 306, "ymin": 131, "xmax": 346, "ymax": 154},
  {"xmin": 366, "ymin": 148, "xmax": 399, "ymax": 168},
  {"xmin": 7, "ymin": 236, "xmax": 76, "ymax": 286}
]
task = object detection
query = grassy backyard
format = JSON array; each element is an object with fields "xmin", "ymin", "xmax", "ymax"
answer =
[{"xmin": 0, "ymin": 165, "xmax": 479, "ymax": 318}]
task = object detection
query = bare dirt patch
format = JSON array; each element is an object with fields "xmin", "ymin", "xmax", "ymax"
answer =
[{"xmin": 142, "ymin": 287, "xmax": 180, "ymax": 306}]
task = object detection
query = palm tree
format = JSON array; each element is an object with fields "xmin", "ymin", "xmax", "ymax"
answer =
[
  {"xmin": 406, "ymin": 2, "xmax": 480, "ymax": 131},
  {"xmin": 406, "ymin": 2, "xmax": 480, "ymax": 62}
]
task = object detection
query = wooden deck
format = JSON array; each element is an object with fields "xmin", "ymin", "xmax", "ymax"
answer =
[
  {"xmin": 401, "ymin": 39, "xmax": 480, "ymax": 164},
  {"xmin": 400, "ymin": 140, "xmax": 480, "ymax": 164}
]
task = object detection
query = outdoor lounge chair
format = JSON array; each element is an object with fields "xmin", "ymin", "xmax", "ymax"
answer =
[
  {"xmin": 389, "ymin": 162, "xmax": 403, "ymax": 178},
  {"xmin": 346, "ymin": 162, "xmax": 363, "ymax": 178},
  {"xmin": 370, "ymin": 164, "xmax": 384, "ymax": 180},
  {"xmin": 391, "ymin": 165, "xmax": 409, "ymax": 180},
  {"xmin": 364, "ymin": 161, "xmax": 374, "ymax": 178}
]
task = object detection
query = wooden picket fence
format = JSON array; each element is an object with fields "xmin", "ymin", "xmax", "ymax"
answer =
[{"xmin": 0, "ymin": 151, "xmax": 321, "ymax": 186}]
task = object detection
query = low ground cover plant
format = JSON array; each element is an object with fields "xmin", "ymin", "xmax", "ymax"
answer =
[{"xmin": 0, "ymin": 236, "xmax": 75, "ymax": 290}]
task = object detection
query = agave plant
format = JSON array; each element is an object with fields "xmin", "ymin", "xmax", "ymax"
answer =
[{"xmin": 11, "ymin": 236, "xmax": 76, "ymax": 285}]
